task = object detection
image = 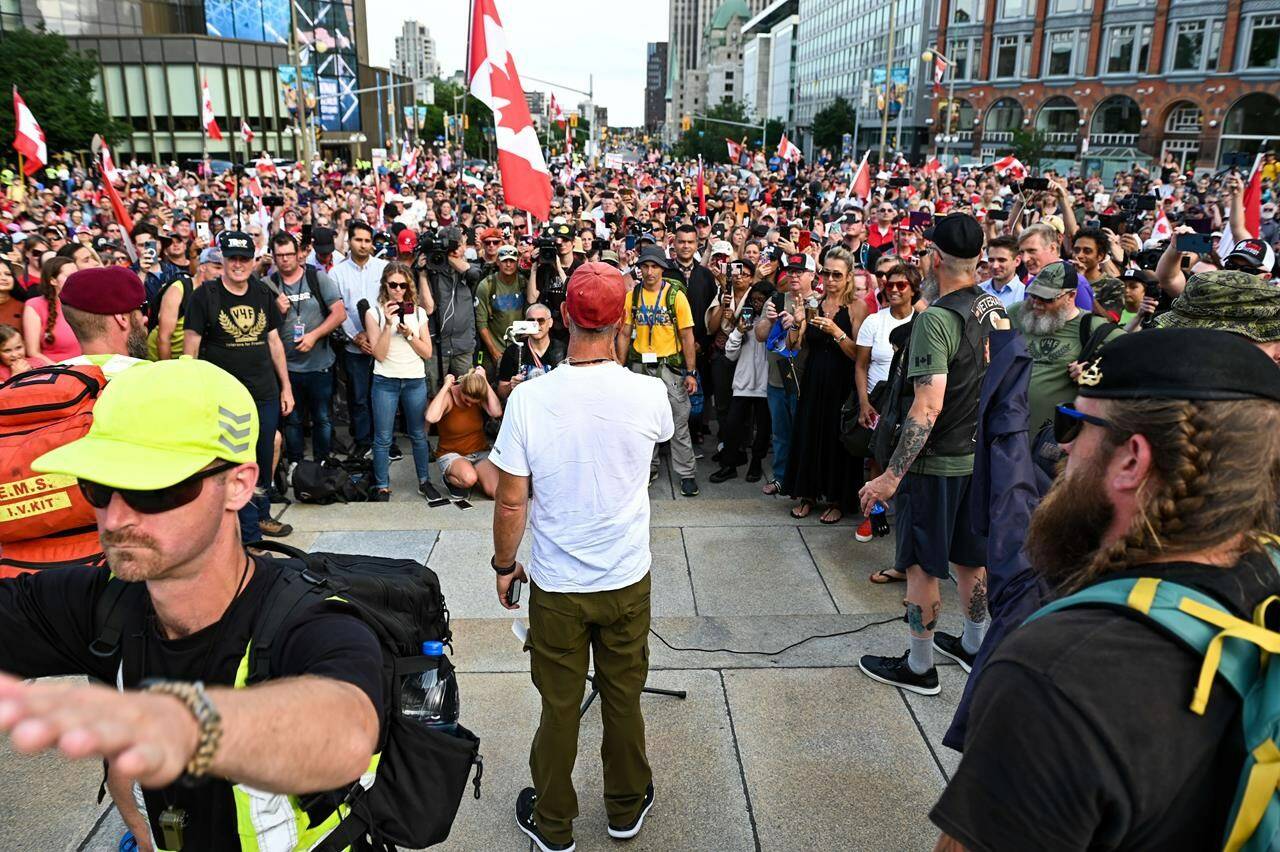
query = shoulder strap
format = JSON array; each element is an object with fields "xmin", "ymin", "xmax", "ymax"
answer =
[
  {"xmin": 89, "ymin": 576, "xmax": 135, "ymax": 660},
  {"xmin": 1080, "ymin": 315, "xmax": 1119, "ymax": 364},
  {"xmin": 1077, "ymin": 312, "xmax": 1095, "ymax": 349},
  {"xmin": 304, "ymin": 266, "xmax": 329, "ymax": 318},
  {"xmin": 246, "ymin": 563, "xmax": 330, "ymax": 685},
  {"xmin": 629, "ymin": 282, "xmax": 643, "ymax": 325}
]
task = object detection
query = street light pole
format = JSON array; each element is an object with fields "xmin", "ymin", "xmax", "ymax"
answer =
[
  {"xmin": 877, "ymin": 0, "xmax": 898, "ymax": 168},
  {"xmin": 288, "ymin": 0, "xmax": 313, "ymax": 170},
  {"xmin": 922, "ymin": 48, "xmax": 955, "ymax": 164}
]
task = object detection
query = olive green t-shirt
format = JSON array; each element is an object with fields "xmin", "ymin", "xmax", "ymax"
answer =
[
  {"xmin": 474, "ymin": 273, "xmax": 528, "ymax": 348},
  {"xmin": 1009, "ymin": 302, "xmax": 1126, "ymax": 434},
  {"xmin": 905, "ymin": 306, "xmax": 973, "ymax": 477}
]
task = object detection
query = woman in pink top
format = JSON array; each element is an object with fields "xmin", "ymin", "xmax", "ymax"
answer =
[{"xmin": 22, "ymin": 256, "xmax": 80, "ymax": 362}]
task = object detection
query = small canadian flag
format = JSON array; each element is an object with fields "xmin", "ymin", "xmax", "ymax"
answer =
[
  {"xmin": 776, "ymin": 133, "xmax": 802, "ymax": 163},
  {"xmin": 1151, "ymin": 208, "xmax": 1173, "ymax": 243},
  {"xmin": 240, "ymin": 119, "xmax": 254, "ymax": 146},
  {"xmin": 923, "ymin": 156, "xmax": 943, "ymax": 174},
  {"xmin": 11, "ymin": 87, "xmax": 46, "ymax": 175},
  {"xmin": 202, "ymin": 76, "xmax": 223, "ymax": 141}
]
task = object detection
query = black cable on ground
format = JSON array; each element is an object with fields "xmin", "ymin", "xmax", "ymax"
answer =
[{"xmin": 648, "ymin": 614, "xmax": 902, "ymax": 657}]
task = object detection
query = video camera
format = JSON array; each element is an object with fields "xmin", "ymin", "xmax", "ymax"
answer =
[{"xmin": 416, "ymin": 227, "xmax": 460, "ymax": 267}]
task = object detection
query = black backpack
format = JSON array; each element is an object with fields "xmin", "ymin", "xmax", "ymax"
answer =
[
  {"xmin": 291, "ymin": 459, "xmax": 372, "ymax": 504},
  {"xmin": 91, "ymin": 543, "xmax": 482, "ymax": 850},
  {"xmin": 1029, "ymin": 313, "xmax": 1121, "ymax": 477},
  {"xmin": 871, "ymin": 317, "xmax": 918, "ymax": 470}
]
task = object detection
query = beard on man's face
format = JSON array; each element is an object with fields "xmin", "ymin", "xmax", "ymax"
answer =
[
  {"xmin": 100, "ymin": 527, "xmax": 165, "ymax": 581},
  {"xmin": 1026, "ymin": 449, "xmax": 1117, "ymax": 590},
  {"xmin": 127, "ymin": 316, "xmax": 149, "ymax": 360},
  {"xmin": 1018, "ymin": 300, "xmax": 1072, "ymax": 336},
  {"xmin": 919, "ymin": 271, "xmax": 939, "ymax": 303}
]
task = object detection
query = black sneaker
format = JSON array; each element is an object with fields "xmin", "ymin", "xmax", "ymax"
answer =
[
  {"xmin": 680, "ymin": 477, "xmax": 699, "ymax": 497},
  {"xmin": 932, "ymin": 631, "xmax": 975, "ymax": 674},
  {"xmin": 351, "ymin": 445, "xmax": 372, "ymax": 461},
  {"xmin": 708, "ymin": 466, "xmax": 738, "ymax": 484},
  {"xmin": 745, "ymin": 459, "xmax": 763, "ymax": 483},
  {"xmin": 388, "ymin": 443, "xmax": 403, "ymax": 461},
  {"xmin": 608, "ymin": 782, "xmax": 655, "ymax": 840},
  {"xmin": 516, "ymin": 787, "xmax": 575, "ymax": 852},
  {"xmin": 370, "ymin": 489, "xmax": 390, "ymax": 503},
  {"xmin": 857, "ymin": 651, "xmax": 940, "ymax": 696}
]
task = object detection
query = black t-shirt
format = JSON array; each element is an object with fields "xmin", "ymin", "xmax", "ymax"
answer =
[
  {"xmin": 0, "ymin": 558, "xmax": 384, "ymax": 851},
  {"xmin": 185, "ymin": 278, "xmax": 282, "ymax": 401},
  {"xmin": 497, "ymin": 337, "xmax": 566, "ymax": 382},
  {"xmin": 532, "ymin": 256, "xmax": 583, "ymax": 341},
  {"xmin": 932, "ymin": 554, "xmax": 1280, "ymax": 851}
]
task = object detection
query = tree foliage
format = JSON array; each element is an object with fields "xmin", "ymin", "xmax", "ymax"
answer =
[
  {"xmin": 812, "ymin": 97, "xmax": 856, "ymax": 151},
  {"xmin": 416, "ymin": 78, "xmax": 494, "ymax": 158},
  {"xmin": 672, "ymin": 101, "xmax": 775, "ymax": 164},
  {"xmin": 0, "ymin": 28, "xmax": 130, "ymax": 155},
  {"xmin": 1011, "ymin": 128, "xmax": 1049, "ymax": 172}
]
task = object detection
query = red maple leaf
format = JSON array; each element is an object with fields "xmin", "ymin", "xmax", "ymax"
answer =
[{"xmin": 489, "ymin": 54, "xmax": 532, "ymax": 135}]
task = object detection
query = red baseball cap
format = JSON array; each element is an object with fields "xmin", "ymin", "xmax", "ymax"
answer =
[
  {"xmin": 565, "ymin": 262, "xmax": 626, "ymax": 329},
  {"xmin": 396, "ymin": 229, "xmax": 416, "ymax": 254},
  {"xmin": 60, "ymin": 266, "xmax": 146, "ymax": 315}
]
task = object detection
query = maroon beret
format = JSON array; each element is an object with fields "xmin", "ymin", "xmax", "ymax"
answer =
[{"xmin": 60, "ymin": 266, "xmax": 147, "ymax": 315}]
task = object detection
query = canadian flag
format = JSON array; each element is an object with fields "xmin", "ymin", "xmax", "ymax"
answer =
[
  {"xmin": 776, "ymin": 133, "xmax": 802, "ymax": 163},
  {"xmin": 402, "ymin": 144, "xmax": 419, "ymax": 182},
  {"xmin": 92, "ymin": 134, "xmax": 136, "ymax": 260},
  {"xmin": 933, "ymin": 55, "xmax": 949, "ymax": 95},
  {"xmin": 100, "ymin": 141, "xmax": 121, "ymax": 186},
  {"xmin": 923, "ymin": 156, "xmax": 943, "ymax": 174},
  {"xmin": 726, "ymin": 137, "xmax": 743, "ymax": 162},
  {"xmin": 1218, "ymin": 152, "xmax": 1264, "ymax": 259},
  {"xmin": 11, "ymin": 87, "xmax": 46, "ymax": 176},
  {"xmin": 549, "ymin": 93, "xmax": 565, "ymax": 126},
  {"xmin": 993, "ymin": 155, "xmax": 1027, "ymax": 181},
  {"xmin": 202, "ymin": 76, "xmax": 223, "ymax": 141},
  {"xmin": 256, "ymin": 153, "xmax": 277, "ymax": 178},
  {"xmin": 1151, "ymin": 208, "xmax": 1173, "ymax": 244},
  {"xmin": 697, "ymin": 155, "xmax": 706, "ymax": 216},
  {"xmin": 240, "ymin": 119, "xmax": 254, "ymax": 146},
  {"xmin": 468, "ymin": 0, "xmax": 552, "ymax": 219},
  {"xmin": 849, "ymin": 150, "xmax": 871, "ymax": 202}
]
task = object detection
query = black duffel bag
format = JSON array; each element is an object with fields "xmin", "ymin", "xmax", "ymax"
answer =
[{"xmin": 292, "ymin": 459, "xmax": 371, "ymax": 504}]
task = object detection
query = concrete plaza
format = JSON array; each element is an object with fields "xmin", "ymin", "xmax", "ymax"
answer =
[{"xmin": 1, "ymin": 452, "xmax": 969, "ymax": 851}]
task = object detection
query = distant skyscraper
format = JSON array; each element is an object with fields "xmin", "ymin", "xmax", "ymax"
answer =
[
  {"xmin": 645, "ymin": 42, "xmax": 668, "ymax": 131},
  {"xmin": 393, "ymin": 19, "xmax": 440, "ymax": 102}
]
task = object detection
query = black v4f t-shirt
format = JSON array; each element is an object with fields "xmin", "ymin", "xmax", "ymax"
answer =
[{"xmin": 186, "ymin": 279, "xmax": 282, "ymax": 401}]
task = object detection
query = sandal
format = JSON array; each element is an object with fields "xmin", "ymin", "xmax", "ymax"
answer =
[
  {"xmin": 789, "ymin": 500, "xmax": 813, "ymax": 519},
  {"xmin": 869, "ymin": 568, "xmax": 907, "ymax": 585},
  {"xmin": 819, "ymin": 507, "xmax": 843, "ymax": 525},
  {"xmin": 762, "ymin": 479, "xmax": 782, "ymax": 496}
]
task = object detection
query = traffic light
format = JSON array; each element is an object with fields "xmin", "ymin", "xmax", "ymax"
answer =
[
  {"xmin": 681, "ymin": 115, "xmax": 692, "ymax": 132},
  {"xmin": 463, "ymin": 114, "xmax": 470, "ymax": 130}
]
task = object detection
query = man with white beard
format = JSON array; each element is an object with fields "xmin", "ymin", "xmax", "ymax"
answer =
[{"xmin": 1008, "ymin": 260, "xmax": 1125, "ymax": 435}]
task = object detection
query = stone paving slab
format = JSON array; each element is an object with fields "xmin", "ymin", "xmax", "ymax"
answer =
[
  {"xmin": 683, "ymin": 525, "xmax": 838, "ymax": 617},
  {"xmin": 724, "ymin": 667, "xmax": 946, "ymax": 851}
]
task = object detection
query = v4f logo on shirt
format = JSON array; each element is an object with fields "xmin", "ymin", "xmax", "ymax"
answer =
[{"xmin": 218, "ymin": 305, "xmax": 267, "ymax": 344}]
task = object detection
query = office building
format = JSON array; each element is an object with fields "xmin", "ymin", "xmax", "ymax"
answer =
[
  {"xmin": 928, "ymin": 0, "xmax": 1280, "ymax": 174},
  {"xmin": 705, "ymin": 0, "xmax": 751, "ymax": 106},
  {"xmin": 741, "ymin": 0, "xmax": 799, "ymax": 124},
  {"xmin": 392, "ymin": 19, "xmax": 439, "ymax": 103},
  {"xmin": 664, "ymin": 0, "xmax": 770, "ymax": 140},
  {"xmin": 794, "ymin": 0, "xmax": 929, "ymax": 158},
  {"xmin": 645, "ymin": 42, "xmax": 668, "ymax": 132}
]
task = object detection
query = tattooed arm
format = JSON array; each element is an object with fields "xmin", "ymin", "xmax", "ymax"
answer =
[{"xmin": 858, "ymin": 373, "xmax": 947, "ymax": 516}]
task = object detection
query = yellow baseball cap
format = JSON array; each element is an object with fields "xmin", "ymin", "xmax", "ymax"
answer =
[{"xmin": 33, "ymin": 358, "xmax": 258, "ymax": 490}]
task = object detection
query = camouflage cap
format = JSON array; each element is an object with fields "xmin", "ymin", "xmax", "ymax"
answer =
[
  {"xmin": 1025, "ymin": 260, "xmax": 1076, "ymax": 299},
  {"xmin": 1093, "ymin": 277, "xmax": 1125, "ymax": 313},
  {"xmin": 1153, "ymin": 269, "xmax": 1280, "ymax": 342}
]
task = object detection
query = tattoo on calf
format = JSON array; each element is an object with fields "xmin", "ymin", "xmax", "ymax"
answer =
[
  {"xmin": 968, "ymin": 576, "xmax": 989, "ymax": 622},
  {"xmin": 905, "ymin": 601, "xmax": 939, "ymax": 634}
]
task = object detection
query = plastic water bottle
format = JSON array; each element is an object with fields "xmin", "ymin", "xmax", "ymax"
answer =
[
  {"xmin": 870, "ymin": 501, "xmax": 891, "ymax": 538},
  {"xmin": 401, "ymin": 641, "xmax": 459, "ymax": 735}
]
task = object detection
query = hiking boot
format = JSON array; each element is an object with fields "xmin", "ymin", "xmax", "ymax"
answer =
[
  {"xmin": 932, "ymin": 631, "xmax": 975, "ymax": 674},
  {"xmin": 608, "ymin": 783, "xmax": 655, "ymax": 840},
  {"xmin": 388, "ymin": 443, "xmax": 403, "ymax": 461},
  {"xmin": 745, "ymin": 458, "xmax": 763, "ymax": 483},
  {"xmin": 857, "ymin": 651, "xmax": 940, "ymax": 696},
  {"xmin": 258, "ymin": 518, "xmax": 293, "ymax": 538},
  {"xmin": 855, "ymin": 518, "xmax": 874, "ymax": 543},
  {"xmin": 516, "ymin": 788, "xmax": 575, "ymax": 852},
  {"xmin": 371, "ymin": 489, "xmax": 391, "ymax": 503},
  {"xmin": 708, "ymin": 465, "xmax": 738, "ymax": 484},
  {"xmin": 680, "ymin": 477, "xmax": 699, "ymax": 497}
]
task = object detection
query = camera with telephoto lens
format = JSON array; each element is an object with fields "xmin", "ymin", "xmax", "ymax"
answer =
[
  {"xmin": 415, "ymin": 228, "xmax": 457, "ymax": 267},
  {"xmin": 533, "ymin": 234, "xmax": 559, "ymax": 264}
]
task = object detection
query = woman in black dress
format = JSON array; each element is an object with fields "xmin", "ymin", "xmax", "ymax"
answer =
[{"xmin": 784, "ymin": 246, "xmax": 865, "ymax": 523}]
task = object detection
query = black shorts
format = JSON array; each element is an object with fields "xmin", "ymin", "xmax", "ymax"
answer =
[{"xmin": 893, "ymin": 471, "xmax": 986, "ymax": 579}]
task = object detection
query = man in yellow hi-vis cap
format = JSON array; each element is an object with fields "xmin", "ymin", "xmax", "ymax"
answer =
[{"xmin": 0, "ymin": 358, "xmax": 383, "ymax": 852}]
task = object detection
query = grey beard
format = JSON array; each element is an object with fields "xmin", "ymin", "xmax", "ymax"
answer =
[
  {"xmin": 1018, "ymin": 306, "xmax": 1069, "ymax": 336},
  {"xmin": 919, "ymin": 272, "xmax": 939, "ymax": 303}
]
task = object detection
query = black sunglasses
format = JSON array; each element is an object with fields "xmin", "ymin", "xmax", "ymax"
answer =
[
  {"xmin": 1054, "ymin": 403, "xmax": 1119, "ymax": 444},
  {"xmin": 79, "ymin": 461, "xmax": 237, "ymax": 514}
]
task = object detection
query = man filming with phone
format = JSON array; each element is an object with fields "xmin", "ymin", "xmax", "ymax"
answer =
[
  {"xmin": 490, "ymin": 263, "xmax": 672, "ymax": 852},
  {"xmin": 496, "ymin": 303, "xmax": 565, "ymax": 400}
]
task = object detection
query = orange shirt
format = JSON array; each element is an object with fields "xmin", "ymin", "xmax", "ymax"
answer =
[{"xmin": 436, "ymin": 397, "xmax": 488, "ymax": 456}]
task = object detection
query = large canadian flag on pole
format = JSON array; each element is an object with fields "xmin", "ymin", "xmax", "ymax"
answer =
[
  {"xmin": 202, "ymin": 76, "xmax": 223, "ymax": 141},
  {"xmin": 467, "ymin": 0, "xmax": 552, "ymax": 219},
  {"xmin": 776, "ymin": 133, "xmax": 802, "ymax": 163},
  {"xmin": 12, "ymin": 87, "xmax": 46, "ymax": 176},
  {"xmin": 848, "ymin": 150, "xmax": 871, "ymax": 202}
]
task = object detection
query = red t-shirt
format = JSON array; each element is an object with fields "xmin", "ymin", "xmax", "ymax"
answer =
[{"xmin": 867, "ymin": 223, "xmax": 895, "ymax": 250}]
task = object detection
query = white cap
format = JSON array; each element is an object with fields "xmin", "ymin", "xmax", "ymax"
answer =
[{"xmin": 710, "ymin": 240, "xmax": 733, "ymax": 257}]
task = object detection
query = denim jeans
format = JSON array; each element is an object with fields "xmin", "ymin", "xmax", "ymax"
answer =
[
  {"xmin": 766, "ymin": 383, "xmax": 798, "ymax": 483},
  {"xmin": 238, "ymin": 397, "xmax": 279, "ymax": 543},
  {"xmin": 371, "ymin": 374, "xmax": 431, "ymax": 489},
  {"xmin": 283, "ymin": 368, "xmax": 334, "ymax": 463},
  {"xmin": 343, "ymin": 349, "xmax": 374, "ymax": 449}
]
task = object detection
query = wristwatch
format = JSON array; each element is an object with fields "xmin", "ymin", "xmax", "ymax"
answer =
[
  {"xmin": 143, "ymin": 680, "xmax": 223, "ymax": 779},
  {"xmin": 491, "ymin": 556, "xmax": 516, "ymax": 576}
]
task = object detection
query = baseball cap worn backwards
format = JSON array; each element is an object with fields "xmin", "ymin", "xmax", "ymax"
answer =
[
  {"xmin": 32, "ymin": 359, "xmax": 258, "ymax": 490},
  {"xmin": 1153, "ymin": 270, "xmax": 1280, "ymax": 342},
  {"xmin": 565, "ymin": 262, "xmax": 627, "ymax": 330}
]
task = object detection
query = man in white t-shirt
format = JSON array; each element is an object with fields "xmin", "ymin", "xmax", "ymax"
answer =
[{"xmin": 490, "ymin": 262, "xmax": 671, "ymax": 852}]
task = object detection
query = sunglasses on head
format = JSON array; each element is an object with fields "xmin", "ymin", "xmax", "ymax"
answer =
[
  {"xmin": 79, "ymin": 461, "xmax": 237, "ymax": 515},
  {"xmin": 1053, "ymin": 403, "xmax": 1120, "ymax": 444}
]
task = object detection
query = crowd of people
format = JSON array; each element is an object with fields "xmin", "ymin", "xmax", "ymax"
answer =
[{"xmin": 2, "ymin": 138, "xmax": 1280, "ymax": 851}]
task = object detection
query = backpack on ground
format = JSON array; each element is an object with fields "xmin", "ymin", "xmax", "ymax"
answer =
[
  {"xmin": 0, "ymin": 364, "xmax": 107, "ymax": 577},
  {"xmin": 291, "ymin": 459, "xmax": 371, "ymax": 504},
  {"xmin": 1025, "ymin": 564, "xmax": 1280, "ymax": 852},
  {"xmin": 91, "ymin": 540, "xmax": 482, "ymax": 850}
]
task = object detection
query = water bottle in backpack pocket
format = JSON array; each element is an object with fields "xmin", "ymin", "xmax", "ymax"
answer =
[{"xmin": 401, "ymin": 640, "xmax": 460, "ymax": 735}]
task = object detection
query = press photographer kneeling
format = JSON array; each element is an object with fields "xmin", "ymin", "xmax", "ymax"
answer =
[{"xmin": 490, "ymin": 262, "xmax": 673, "ymax": 852}]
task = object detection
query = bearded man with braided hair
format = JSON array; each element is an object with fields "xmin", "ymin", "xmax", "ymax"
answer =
[{"xmin": 929, "ymin": 327, "xmax": 1280, "ymax": 852}]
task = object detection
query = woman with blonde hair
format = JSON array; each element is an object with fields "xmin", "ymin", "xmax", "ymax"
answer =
[
  {"xmin": 425, "ymin": 366, "xmax": 503, "ymax": 498},
  {"xmin": 364, "ymin": 261, "xmax": 434, "ymax": 501}
]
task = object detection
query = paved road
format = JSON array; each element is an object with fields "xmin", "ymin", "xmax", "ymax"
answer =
[{"xmin": 2, "ymin": 452, "xmax": 968, "ymax": 851}]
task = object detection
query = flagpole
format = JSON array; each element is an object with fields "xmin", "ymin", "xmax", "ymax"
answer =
[
  {"xmin": 458, "ymin": 0, "xmax": 473, "ymax": 217},
  {"xmin": 15, "ymin": 151, "xmax": 23, "ymax": 203}
]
